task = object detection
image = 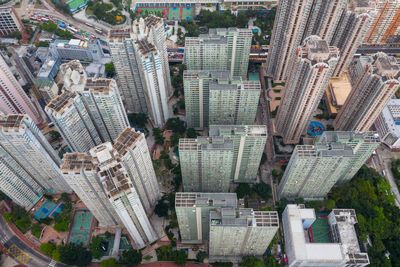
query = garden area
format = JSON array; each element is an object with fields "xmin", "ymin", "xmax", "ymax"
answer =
[
  {"xmin": 86, "ymin": 0, "xmax": 127, "ymax": 25},
  {"xmin": 391, "ymin": 158, "xmax": 400, "ymax": 188}
]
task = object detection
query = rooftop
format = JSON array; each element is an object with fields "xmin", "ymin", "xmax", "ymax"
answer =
[
  {"xmin": 108, "ymin": 28, "xmax": 131, "ymax": 39},
  {"xmin": 209, "ymin": 125, "xmax": 267, "ymax": 137},
  {"xmin": 135, "ymin": 38, "xmax": 156, "ymax": 56},
  {"xmin": 210, "ymin": 208, "xmax": 279, "ymax": 228},
  {"xmin": 113, "ymin": 128, "xmax": 142, "ymax": 156},
  {"xmin": 85, "ymin": 78, "xmax": 114, "ymax": 92},
  {"xmin": 0, "ymin": 114, "xmax": 25, "ymax": 129},
  {"xmin": 175, "ymin": 192, "xmax": 238, "ymax": 208},
  {"xmin": 46, "ymin": 91, "xmax": 77, "ymax": 113},
  {"xmin": 144, "ymin": 14, "xmax": 162, "ymax": 28},
  {"xmin": 61, "ymin": 153, "xmax": 95, "ymax": 171}
]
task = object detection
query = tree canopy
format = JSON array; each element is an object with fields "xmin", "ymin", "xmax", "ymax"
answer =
[
  {"xmin": 118, "ymin": 249, "xmax": 142, "ymax": 267},
  {"xmin": 166, "ymin": 118, "xmax": 186, "ymax": 134},
  {"xmin": 58, "ymin": 244, "xmax": 92, "ymax": 267}
]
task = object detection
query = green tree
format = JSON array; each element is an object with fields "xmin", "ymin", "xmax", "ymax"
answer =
[
  {"xmin": 105, "ymin": 62, "xmax": 115, "ymax": 75},
  {"xmin": 154, "ymin": 199, "xmax": 169, "ymax": 217},
  {"xmin": 196, "ymin": 251, "xmax": 208, "ymax": 263},
  {"xmin": 52, "ymin": 247, "xmax": 61, "ymax": 261},
  {"xmin": 49, "ymin": 130, "xmax": 61, "ymax": 140},
  {"xmin": 128, "ymin": 113, "xmax": 148, "ymax": 128},
  {"xmin": 118, "ymin": 249, "xmax": 142, "ymax": 267},
  {"xmin": 240, "ymin": 256, "xmax": 264, "ymax": 267},
  {"xmin": 53, "ymin": 221, "xmax": 69, "ymax": 232},
  {"xmin": 58, "ymin": 244, "xmax": 92, "ymax": 267},
  {"xmin": 89, "ymin": 236, "xmax": 104, "ymax": 259},
  {"xmin": 253, "ymin": 182, "xmax": 272, "ymax": 201},
  {"xmin": 166, "ymin": 118, "xmax": 186, "ymax": 134},
  {"xmin": 3, "ymin": 212, "xmax": 12, "ymax": 223},
  {"xmin": 40, "ymin": 242, "xmax": 56, "ymax": 256},
  {"xmin": 153, "ymin": 128, "xmax": 165, "ymax": 145},
  {"xmin": 100, "ymin": 257, "xmax": 117, "ymax": 267},
  {"xmin": 235, "ymin": 183, "xmax": 252, "ymax": 198},
  {"xmin": 31, "ymin": 223, "xmax": 43, "ymax": 238},
  {"xmin": 15, "ymin": 217, "xmax": 31, "ymax": 233},
  {"xmin": 264, "ymin": 255, "xmax": 281, "ymax": 267},
  {"xmin": 186, "ymin": 128, "xmax": 197, "ymax": 138},
  {"xmin": 170, "ymin": 133, "xmax": 182, "ymax": 147},
  {"xmin": 173, "ymin": 249, "xmax": 187, "ymax": 266}
]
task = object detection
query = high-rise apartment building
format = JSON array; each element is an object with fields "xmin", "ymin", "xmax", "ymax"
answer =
[
  {"xmin": 134, "ymin": 39, "xmax": 169, "ymax": 127},
  {"xmin": 267, "ymin": 0, "xmax": 349, "ymax": 82},
  {"xmin": 62, "ymin": 127, "xmax": 159, "ymax": 229},
  {"xmin": 90, "ymin": 142, "xmax": 158, "ymax": 249},
  {"xmin": 275, "ymin": 36, "xmax": 338, "ymax": 144},
  {"xmin": 283, "ymin": 205, "xmax": 369, "ymax": 267},
  {"xmin": 209, "ymin": 208, "xmax": 279, "ymax": 261},
  {"xmin": 175, "ymin": 192, "xmax": 237, "ymax": 244},
  {"xmin": 209, "ymin": 125, "xmax": 267, "ymax": 183},
  {"xmin": 0, "ymin": 56, "xmax": 43, "ymax": 125},
  {"xmin": 0, "ymin": 115, "xmax": 71, "ymax": 208},
  {"xmin": 331, "ymin": 11, "xmax": 372, "ymax": 77},
  {"xmin": 45, "ymin": 91, "xmax": 102, "ymax": 152},
  {"xmin": 113, "ymin": 127, "xmax": 160, "ymax": 211},
  {"xmin": 364, "ymin": 0, "xmax": 400, "ymax": 44},
  {"xmin": 185, "ymin": 28, "xmax": 252, "ymax": 78},
  {"xmin": 334, "ymin": 53, "xmax": 400, "ymax": 132},
  {"xmin": 61, "ymin": 153, "xmax": 121, "ymax": 227},
  {"xmin": 60, "ymin": 60, "xmax": 129, "ymax": 143},
  {"xmin": 108, "ymin": 15, "xmax": 171, "ymax": 127},
  {"xmin": 34, "ymin": 79, "xmax": 59, "ymax": 104},
  {"xmin": 179, "ymin": 137, "xmax": 233, "ymax": 192},
  {"xmin": 184, "ymin": 70, "xmax": 229, "ymax": 130},
  {"xmin": 278, "ymin": 131, "xmax": 380, "ymax": 200},
  {"xmin": 0, "ymin": 8, "xmax": 22, "ymax": 35},
  {"xmin": 209, "ymin": 80, "xmax": 260, "ymax": 126}
]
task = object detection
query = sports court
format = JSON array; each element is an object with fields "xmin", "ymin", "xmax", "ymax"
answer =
[
  {"xmin": 136, "ymin": 7, "xmax": 194, "ymax": 20},
  {"xmin": 34, "ymin": 201, "xmax": 56, "ymax": 220},
  {"xmin": 67, "ymin": 210, "xmax": 94, "ymax": 247},
  {"xmin": 309, "ymin": 216, "xmax": 331, "ymax": 243},
  {"xmin": 66, "ymin": 0, "xmax": 88, "ymax": 13}
]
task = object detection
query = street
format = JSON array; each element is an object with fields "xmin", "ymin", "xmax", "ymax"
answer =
[{"xmin": 0, "ymin": 215, "xmax": 66, "ymax": 267}]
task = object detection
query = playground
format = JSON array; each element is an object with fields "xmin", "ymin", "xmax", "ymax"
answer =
[
  {"xmin": 34, "ymin": 201, "xmax": 63, "ymax": 220},
  {"xmin": 67, "ymin": 210, "xmax": 94, "ymax": 247},
  {"xmin": 309, "ymin": 215, "xmax": 331, "ymax": 243},
  {"xmin": 307, "ymin": 121, "xmax": 326, "ymax": 136},
  {"xmin": 136, "ymin": 7, "xmax": 194, "ymax": 20}
]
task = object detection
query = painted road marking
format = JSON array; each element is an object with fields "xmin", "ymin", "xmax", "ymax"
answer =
[
  {"xmin": 0, "ymin": 235, "xmax": 9, "ymax": 244},
  {"xmin": 48, "ymin": 259, "xmax": 57, "ymax": 267},
  {"xmin": 8, "ymin": 244, "xmax": 30, "ymax": 264}
]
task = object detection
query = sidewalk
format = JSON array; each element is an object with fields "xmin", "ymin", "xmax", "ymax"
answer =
[{"xmin": 7, "ymin": 222, "xmax": 42, "ymax": 254}]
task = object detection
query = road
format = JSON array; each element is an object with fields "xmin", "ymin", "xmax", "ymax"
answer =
[{"xmin": 0, "ymin": 215, "xmax": 66, "ymax": 267}]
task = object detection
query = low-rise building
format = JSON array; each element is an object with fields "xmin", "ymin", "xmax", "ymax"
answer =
[
  {"xmin": 37, "ymin": 57, "xmax": 61, "ymax": 81},
  {"xmin": 0, "ymin": 8, "xmax": 22, "ymax": 36},
  {"xmin": 375, "ymin": 99, "xmax": 400, "ymax": 150},
  {"xmin": 283, "ymin": 204, "xmax": 369, "ymax": 267},
  {"xmin": 50, "ymin": 39, "xmax": 105, "ymax": 62}
]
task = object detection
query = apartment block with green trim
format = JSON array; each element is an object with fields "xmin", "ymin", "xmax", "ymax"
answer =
[
  {"xmin": 179, "ymin": 137, "xmax": 233, "ymax": 192},
  {"xmin": 209, "ymin": 80, "xmax": 260, "ymax": 126},
  {"xmin": 184, "ymin": 70, "xmax": 231, "ymax": 130},
  {"xmin": 184, "ymin": 28, "xmax": 252, "ymax": 79},
  {"xmin": 209, "ymin": 125, "xmax": 267, "ymax": 183},
  {"xmin": 175, "ymin": 192, "xmax": 237, "ymax": 244},
  {"xmin": 209, "ymin": 208, "xmax": 279, "ymax": 262},
  {"xmin": 278, "ymin": 131, "xmax": 380, "ymax": 200}
]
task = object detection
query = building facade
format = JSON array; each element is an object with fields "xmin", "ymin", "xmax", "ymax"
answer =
[
  {"xmin": 209, "ymin": 125, "xmax": 267, "ymax": 183},
  {"xmin": 333, "ymin": 53, "xmax": 400, "ymax": 132},
  {"xmin": 185, "ymin": 28, "xmax": 252, "ymax": 78},
  {"xmin": 266, "ymin": 0, "xmax": 356, "ymax": 82},
  {"xmin": 375, "ymin": 99, "xmax": 400, "ymax": 150},
  {"xmin": 108, "ymin": 15, "xmax": 171, "ymax": 127},
  {"xmin": 179, "ymin": 137, "xmax": 233, "ymax": 192},
  {"xmin": 0, "ymin": 115, "xmax": 71, "ymax": 208},
  {"xmin": 209, "ymin": 208, "xmax": 279, "ymax": 261},
  {"xmin": 275, "ymin": 36, "xmax": 338, "ymax": 144},
  {"xmin": 331, "ymin": 11, "xmax": 372, "ymax": 77},
  {"xmin": 45, "ymin": 91, "xmax": 102, "ymax": 152},
  {"xmin": 209, "ymin": 80, "xmax": 260, "ymax": 126},
  {"xmin": 113, "ymin": 127, "xmax": 160, "ymax": 211},
  {"xmin": 278, "ymin": 131, "xmax": 380, "ymax": 200},
  {"xmin": 0, "ymin": 8, "xmax": 22, "ymax": 36},
  {"xmin": 0, "ymin": 56, "xmax": 43, "ymax": 125},
  {"xmin": 34, "ymin": 79, "xmax": 59, "ymax": 104},
  {"xmin": 50, "ymin": 39, "xmax": 105, "ymax": 62},
  {"xmin": 175, "ymin": 192, "xmax": 237, "ymax": 244},
  {"xmin": 364, "ymin": 0, "xmax": 400, "ymax": 44},
  {"xmin": 283, "ymin": 205, "xmax": 369, "ymax": 267},
  {"xmin": 61, "ymin": 153, "xmax": 122, "ymax": 227},
  {"xmin": 90, "ymin": 142, "xmax": 158, "ymax": 249},
  {"xmin": 60, "ymin": 60, "xmax": 129, "ymax": 143}
]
